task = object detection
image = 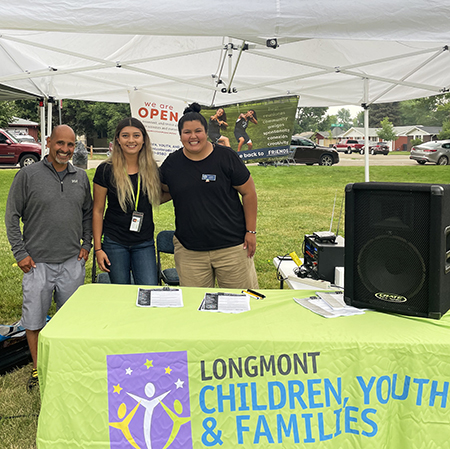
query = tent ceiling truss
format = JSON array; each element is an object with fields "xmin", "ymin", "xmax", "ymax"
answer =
[{"xmin": 0, "ymin": 33, "xmax": 449, "ymax": 108}]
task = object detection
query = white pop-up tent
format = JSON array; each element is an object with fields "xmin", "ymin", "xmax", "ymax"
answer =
[{"xmin": 1, "ymin": 0, "xmax": 450, "ymax": 178}]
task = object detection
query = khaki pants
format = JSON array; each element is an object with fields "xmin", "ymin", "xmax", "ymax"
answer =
[{"xmin": 173, "ymin": 236, "xmax": 258, "ymax": 289}]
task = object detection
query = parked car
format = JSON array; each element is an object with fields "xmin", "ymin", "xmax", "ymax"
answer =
[
  {"xmin": 290, "ymin": 136, "xmax": 339, "ymax": 166},
  {"xmin": 333, "ymin": 139, "xmax": 364, "ymax": 154},
  {"xmin": 0, "ymin": 129, "xmax": 41, "ymax": 167},
  {"xmin": 369, "ymin": 141, "xmax": 390, "ymax": 155},
  {"xmin": 357, "ymin": 139, "xmax": 368, "ymax": 154},
  {"xmin": 410, "ymin": 140, "xmax": 450, "ymax": 165}
]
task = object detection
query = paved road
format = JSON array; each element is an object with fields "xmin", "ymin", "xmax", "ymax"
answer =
[
  {"xmin": 0, "ymin": 154, "xmax": 419, "ymax": 170},
  {"xmin": 0, "ymin": 159, "xmax": 104, "ymax": 170},
  {"xmin": 337, "ymin": 152, "xmax": 417, "ymax": 166}
]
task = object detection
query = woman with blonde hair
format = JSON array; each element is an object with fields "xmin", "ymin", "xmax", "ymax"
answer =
[{"xmin": 93, "ymin": 117, "xmax": 161, "ymax": 284}]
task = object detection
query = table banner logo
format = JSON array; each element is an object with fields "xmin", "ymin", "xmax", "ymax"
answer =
[{"xmin": 107, "ymin": 350, "xmax": 192, "ymax": 449}]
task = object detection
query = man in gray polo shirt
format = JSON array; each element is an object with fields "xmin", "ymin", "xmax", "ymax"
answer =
[{"xmin": 5, "ymin": 124, "xmax": 93, "ymax": 390}]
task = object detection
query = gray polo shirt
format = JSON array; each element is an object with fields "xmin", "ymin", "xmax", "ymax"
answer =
[{"xmin": 5, "ymin": 157, "xmax": 93, "ymax": 264}]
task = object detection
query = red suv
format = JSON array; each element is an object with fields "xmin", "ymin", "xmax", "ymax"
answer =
[
  {"xmin": 0, "ymin": 129, "xmax": 41, "ymax": 167},
  {"xmin": 333, "ymin": 139, "xmax": 364, "ymax": 154}
]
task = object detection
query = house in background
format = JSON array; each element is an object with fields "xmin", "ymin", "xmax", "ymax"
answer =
[
  {"xmin": 7, "ymin": 117, "xmax": 39, "ymax": 141},
  {"xmin": 298, "ymin": 131, "xmax": 315, "ymax": 140},
  {"xmin": 394, "ymin": 126, "xmax": 441, "ymax": 151},
  {"xmin": 338, "ymin": 127, "xmax": 379, "ymax": 142},
  {"xmin": 299, "ymin": 130, "xmax": 337, "ymax": 147},
  {"xmin": 338, "ymin": 125, "xmax": 441, "ymax": 151}
]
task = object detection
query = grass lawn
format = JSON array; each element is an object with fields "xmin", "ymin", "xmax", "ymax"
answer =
[
  {"xmin": 89, "ymin": 153, "xmax": 108, "ymax": 160},
  {"xmin": 0, "ymin": 163, "xmax": 448, "ymax": 448}
]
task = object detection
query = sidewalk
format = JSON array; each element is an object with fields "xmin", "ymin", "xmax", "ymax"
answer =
[
  {"xmin": 0, "ymin": 158, "xmax": 104, "ymax": 171},
  {"xmin": 87, "ymin": 159, "xmax": 103, "ymax": 170}
]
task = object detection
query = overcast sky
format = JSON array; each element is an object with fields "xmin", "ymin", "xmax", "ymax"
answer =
[{"xmin": 328, "ymin": 105, "xmax": 363, "ymax": 118}]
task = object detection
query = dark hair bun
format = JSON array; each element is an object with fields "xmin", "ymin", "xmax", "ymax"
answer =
[{"xmin": 183, "ymin": 102, "xmax": 202, "ymax": 114}]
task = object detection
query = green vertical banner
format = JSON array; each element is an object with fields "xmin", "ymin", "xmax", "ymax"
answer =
[{"xmin": 201, "ymin": 96, "xmax": 299, "ymax": 161}]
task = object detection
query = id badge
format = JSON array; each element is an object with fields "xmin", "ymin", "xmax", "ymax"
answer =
[{"xmin": 130, "ymin": 211, "xmax": 144, "ymax": 232}]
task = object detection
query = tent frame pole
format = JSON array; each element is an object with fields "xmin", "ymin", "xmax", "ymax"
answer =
[
  {"xmin": 39, "ymin": 98, "xmax": 46, "ymax": 160},
  {"xmin": 363, "ymin": 78, "xmax": 370, "ymax": 182}
]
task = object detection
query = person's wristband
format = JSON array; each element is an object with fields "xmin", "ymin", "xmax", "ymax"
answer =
[
  {"xmin": 94, "ymin": 248, "xmax": 103, "ymax": 253},
  {"xmin": 246, "ymin": 230, "xmax": 257, "ymax": 234}
]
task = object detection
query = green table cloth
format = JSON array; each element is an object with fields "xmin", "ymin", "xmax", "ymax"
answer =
[{"xmin": 37, "ymin": 284, "xmax": 450, "ymax": 448}]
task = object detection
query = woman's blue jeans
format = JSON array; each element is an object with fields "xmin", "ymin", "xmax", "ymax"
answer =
[{"xmin": 102, "ymin": 236, "xmax": 158, "ymax": 285}]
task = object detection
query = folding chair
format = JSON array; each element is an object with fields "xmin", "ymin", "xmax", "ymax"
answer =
[
  {"xmin": 285, "ymin": 148, "xmax": 297, "ymax": 166},
  {"xmin": 91, "ymin": 262, "xmax": 137, "ymax": 284},
  {"xmin": 91, "ymin": 260, "xmax": 111, "ymax": 283},
  {"xmin": 156, "ymin": 230, "xmax": 179, "ymax": 286}
]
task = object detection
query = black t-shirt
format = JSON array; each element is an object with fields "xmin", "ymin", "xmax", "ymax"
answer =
[
  {"xmin": 208, "ymin": 117, "xmax": 221, "ymax": 141},
  {"xmin": 159, "ymin": 144, "xmax": 250, "ymax": 251},
  {"xmin": 93, "ymin": 162, "xmax": 155, "ymax": 245},
  {"xmin": 234, "ymin": 117, "xmax": 249, "ymax": 134}
]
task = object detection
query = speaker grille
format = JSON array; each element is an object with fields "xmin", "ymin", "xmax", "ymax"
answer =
[
  {"xmin": 352, "ymin": 189, "xmax": 430, "ymax": 314},
  {"xmin": 357, "ymin": 235, "xmax": 426, "ymax": 298}
]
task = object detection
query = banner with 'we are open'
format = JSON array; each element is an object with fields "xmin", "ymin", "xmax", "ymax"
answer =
[{"xmin": 128, "ymin": 91, "xmax": 187, "ymax": 164}]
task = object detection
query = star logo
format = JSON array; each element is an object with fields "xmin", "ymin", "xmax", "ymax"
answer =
[
  {"xmin": 107, "ymin": 351, "xmax": 192, "ymax": 448},
  {"xmin": 144, "ymin": 359, "xmax": 153, "ymax": 369}
]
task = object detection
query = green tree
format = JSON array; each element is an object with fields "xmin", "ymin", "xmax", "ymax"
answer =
[
  {"xmin": 12, "ymin": 99, "xmax": 130, "ymax": 141},
  {"xmin": 369, "ymin": 102, "xmax": 401, "ymax": 127},
  {"xmin": 91, "ymin": 102, "xmax": 131, "ymax": 140},
  {"xmin": 437, "ymin": 120, "xmax": 450, "ymax": 140},
  {"xmin": 11, "ymin": 99, "xmax": 41, "ymax": 122},
  {"xmin": 60, "ymin": 99, "xmax": 94, "ymax": 136},
  {"xmin": 377, "ymin": 117, "xmax": 397, "ymax": 142},
  {"xmin": 336, "ymin": 108, "xmax": 352, "ymax": 131},
  {"xmin": 294, "ymin": 107, "xmax": 329, "ymax": 133},
  {"xmin": 399, "ymin": 94, "xmax": 450, "ymax": 126},
  {"xmin": 353, "ymin": 111, "xmax": 364, "ymax": 127},
  {"xmin": 410, "ymin": 137, "xmax": 423, "ymax": 146},
  {"xmin": 435, "ymin": 99, "xmax": 450, "ymax": 127},
  {"xmin": 318, "ymin": 114, "xmax": 335, "ymax": 132},
  {"xmin": 0, "ymin": 101, "xmax": 16, "ymax": 127},
  {"xmin": 60, "ymin": 100, "xmax": 130, "ymax": 140}
]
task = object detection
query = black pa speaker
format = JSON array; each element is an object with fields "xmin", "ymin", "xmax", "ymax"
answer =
[{"xmin": 344, "ymin": 182, "xmax": 450, "ymax": 319}]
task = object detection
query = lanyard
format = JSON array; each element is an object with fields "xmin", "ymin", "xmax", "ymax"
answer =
[{"xmin": 131, "ymin": 173, "xmax": 141, "ymax": 211}]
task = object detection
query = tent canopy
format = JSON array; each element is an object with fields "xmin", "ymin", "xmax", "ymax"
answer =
[
  {"xmin": 0, "ymin": 83, "xmax": 37, "ymax": 100},
  {"xmin": 1, "ymin": 0, "xmax": 449, "ymax": 107}
]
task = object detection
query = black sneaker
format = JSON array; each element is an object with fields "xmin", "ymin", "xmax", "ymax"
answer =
[{"xmin": 27, "ymin": 368, "xmax": 39, "ymax": 392}]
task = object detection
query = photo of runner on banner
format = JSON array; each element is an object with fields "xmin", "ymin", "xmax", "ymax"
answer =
[{"xmin": 200, "ymin": 95, "xmax": 299, "ymax": 161}]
